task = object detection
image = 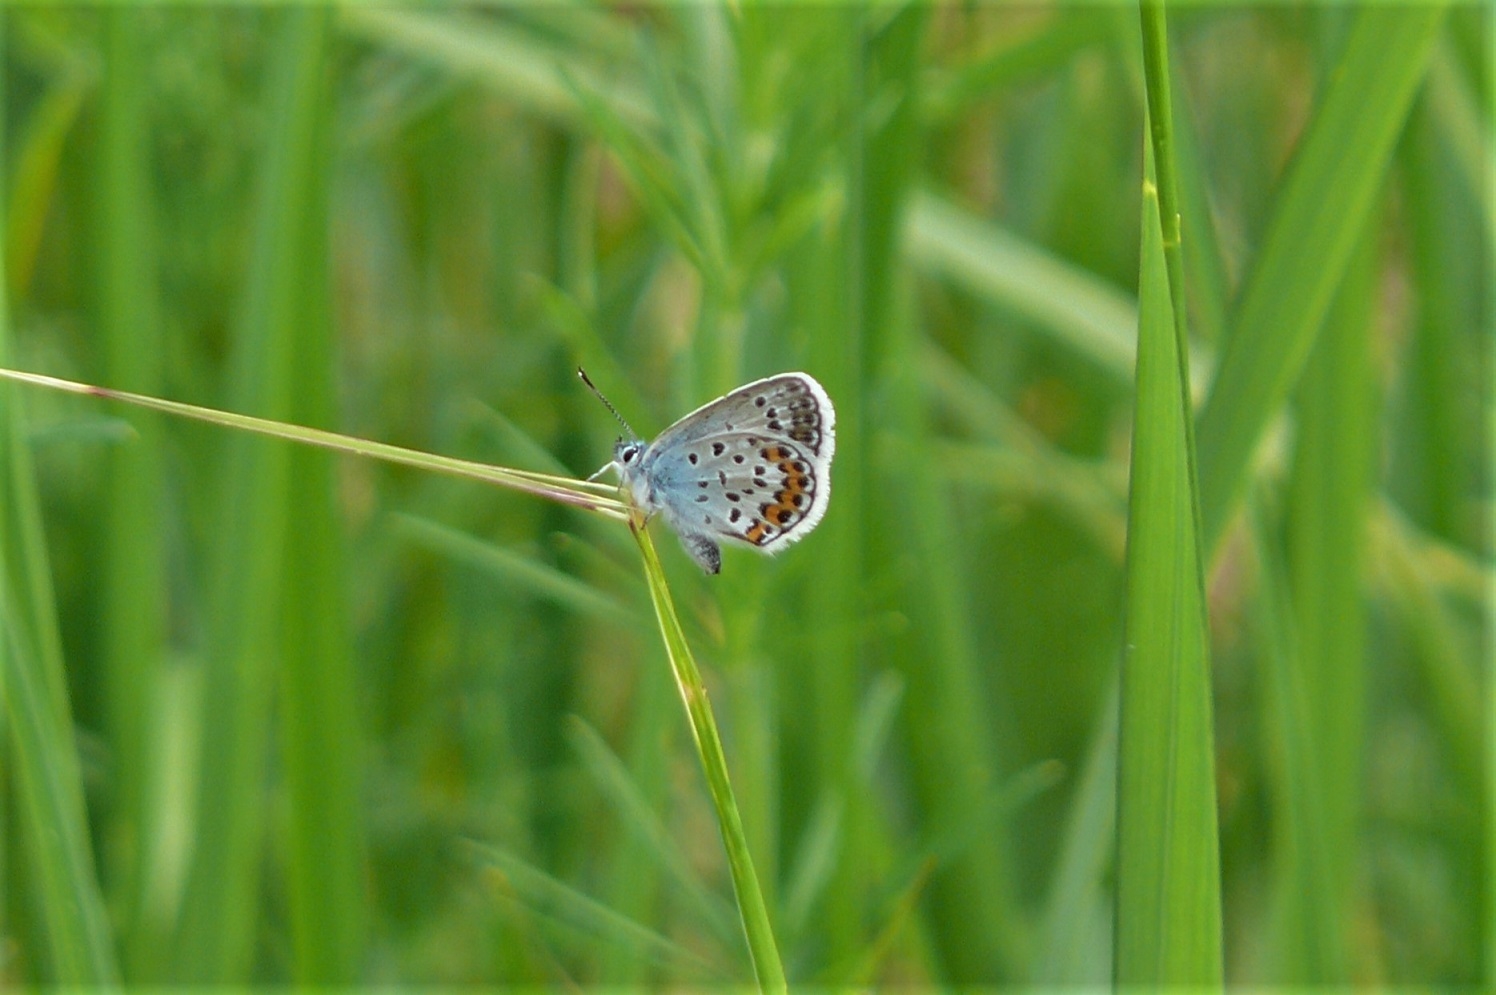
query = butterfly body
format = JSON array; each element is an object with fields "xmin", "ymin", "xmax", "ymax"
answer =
[{"xmin": 603, "ymin": 373, "xmax": 835, "ymax": 574}]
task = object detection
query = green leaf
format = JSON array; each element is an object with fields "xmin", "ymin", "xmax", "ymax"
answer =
[
  {"xmin": 1, "ymin": 42, "xmax": 118, "ymax": 978},
  {"xmin": 97, "ymin": 9, "xmax": 169, "ymax": 972},
  {"xmin": 170, "ymin": 12, "xmax": 356, "ymax": 980},
  {"xmin": 1114, "ymin": 8, "xmax": 1222, "ymax": 978},
  {"xmin": 1114, "ymin": 173, "xmax": 1222, "ymax": 981},
  {"xmin": 1195, "ymin": 5, "xmax": 1448, "ymax": 554}
]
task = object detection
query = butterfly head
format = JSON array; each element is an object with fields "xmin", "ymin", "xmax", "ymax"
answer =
[
  {"xmin": 607, "ymin": 436, "xmax": 658, "ymax": 512},
  {"xmin": 613, "ymin": 438, "xmax": 644, "ymax": 468}
]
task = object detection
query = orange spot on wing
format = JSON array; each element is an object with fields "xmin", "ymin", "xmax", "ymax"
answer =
[{"xmin": 756, "ymin": 464, "xmax": 812, "ymax": 534}]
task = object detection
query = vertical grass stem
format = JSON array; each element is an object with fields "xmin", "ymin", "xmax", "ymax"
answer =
[{"xmin": 629, "ymin": 513, "xmax": 787, "ymax": 993}]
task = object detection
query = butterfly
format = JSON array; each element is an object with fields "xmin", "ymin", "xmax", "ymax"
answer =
[{"xmin": 585, "ymin": 371, "xmax": 836, "ymax": 574}]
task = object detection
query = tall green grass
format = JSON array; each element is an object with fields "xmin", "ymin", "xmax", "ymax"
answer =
[
  {"xmin": 1112, "ymin": 4, "xmax": 1220, "ymax": 984},
  {"xmin": 1, "ymin": 4, "xmax": 1490, "ymax": 988}
]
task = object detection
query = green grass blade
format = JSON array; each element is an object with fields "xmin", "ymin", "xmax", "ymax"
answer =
[
  {"xmin": 395, "ymin": 515, "xmax": 638, "ymax": 628},
  {"xmin": 1424, "ymin": 36, "xmax": 1494, "ymax": 248},
  {"xmin": 1033, "ymin": 684, "xmax": 1117, "ymax": 985},
  {"xmin": 1374, "ymin": 508, "xmax": 1489, "ymax": 809},
  {"xmin": 1397, "ymin": 70, "xmax": 1490, "ymax": 548},
  {"xmin": 1167, "ymin": 63, "xmax": 1230, "ymax": 349},
  {"xmin": 4, "ymin": 64, "xmax": 85, "ymax": 303},
  {"xmin": 924, "ymin": 9, "xmax": 1118, "ymax": 122},
  {"xmin": 96, "ymin": 9, "xmax": 168, "ymax": 972},
  {"xmin": 1371, "ymin": 507, "xmax": 1491, "ymax": 979},
  {"xmin": 1115, "ymin": 177, "xmax": 1223, "ymax": 983},
  {"xmin": 170, "ymin": 11, "xmax": 338, "ymax": 979},
  {"xmin": 565, "ymin": 717, "xmax": 739, "ymax": 948},
  {"xmin": 1249, "ymin": 493, "xmax": 1342, "ymax": 984},
  {"xmin": 469, "ymin": 841, "xmax": 717, "ymax": 978},
  {"xmin": 0, "ymin": 592, "xmax": 119, "ymax": 986},
  {"xmin": 593, "ymin": 652, "xmax": 680, "ymax": 984},
  {"xmin": 1273, "ymin": 219, "xmax": 1381, "ymax": 981},
  {"xmin": 339, "ymin": 5, "xmax": 652, "ymax": 131},
  {"xmin": 1114, "ymin": 7, "xmax": 1222, "ymax": 982},
  {"xmin": 1195, "ymin": 5, "xmax": 1448, "ymax": 555},
  {"xmin": 906, "ymin": 191, "xmax": 1140, "ymax": 382},
  {"xmin": 266, "ymin": 10, "xmax": 367, "ymax": 982},
  {"xmin": 1, "ymin": 416, "xmax": 120, "ymax": 985},
  {"xmin": 849, "ymin": 8, "xmax": 1025, "ymax": 979},
  {"xmin": 1, "ymin": 65, "xmax": 118, "ymax": 977},
  {"xmin": 796, "ymin": 5, "xmax": 901, "ymax": 974}
]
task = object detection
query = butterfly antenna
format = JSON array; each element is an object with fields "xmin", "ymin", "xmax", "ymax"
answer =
[{"xmin": 577, "ymin": 367, "xmax": 636, "ymax": 438}]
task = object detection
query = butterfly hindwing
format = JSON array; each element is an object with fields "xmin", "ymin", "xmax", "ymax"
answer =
[{"xmin": 645, "ymin": 431, "xmax": 824, "ymax": 553}]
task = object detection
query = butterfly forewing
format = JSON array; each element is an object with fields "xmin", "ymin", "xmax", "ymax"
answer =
[{"xmin": 648, "ymin": 374, "xmax": 833, "ymax": 461}]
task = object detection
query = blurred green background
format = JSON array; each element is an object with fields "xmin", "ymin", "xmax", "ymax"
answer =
[{"xmin": 2, "ymin": 3, "xmax": 1490, "ymax": 988}]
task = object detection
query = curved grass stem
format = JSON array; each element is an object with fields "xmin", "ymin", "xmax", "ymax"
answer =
[
  {"xmin": 629, "ymin": 511, "xmax": 787, "ymax": 993},
  {"xmin": 0, "ymin": 367, "xmax": 626, "ymax": 517}
]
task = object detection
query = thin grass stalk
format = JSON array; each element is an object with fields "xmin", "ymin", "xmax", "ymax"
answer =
[
  {"xmin": 0, "ymin": 369, "xmax": 622, "ymax": 518},
  {"xmin": 1140, "ymin": 0, "xmax": 1204, "ymax": 558},
  {"xmin": 628, "ymin": 512, "xmax": 787, "ymax": 993}
]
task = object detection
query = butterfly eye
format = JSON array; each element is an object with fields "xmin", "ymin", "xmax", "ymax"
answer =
[{"xmin": 617, "ymin": 443, "xmax": 641, "ymax": 465}]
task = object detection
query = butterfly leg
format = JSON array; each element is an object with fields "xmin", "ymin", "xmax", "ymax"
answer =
[{"xmin": 587, "ymin": 459, "xmax": 618, "ymax": 482}]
